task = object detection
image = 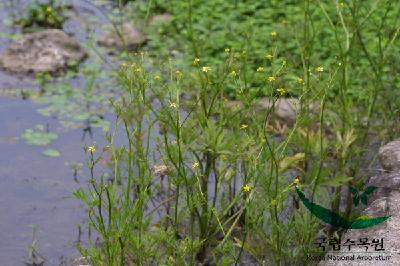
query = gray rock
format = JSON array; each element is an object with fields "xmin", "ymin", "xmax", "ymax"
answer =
[
  {"xmin": 98, "ymin": 23, "xmax": 146, "ymax": 51},
  {"xmin": 225, "ymin": 98, "xmax": 319, "ymax": 123},
  {"xmin": 0, "ymin": 29, "xmax": 87, "ymax": 74},
  {"xmin": 379, "ymin": 141, "xmax": 400, "ymax": 172},
  {"xmin": 318, "ymin": 172, "xmax": 400, "ymax": 266},
  {"xmin": 70, "ymin": 256, "xmax": 91, "ymax": 266},
  {"xmin": 256, "ymin": 97, "xmax": 300, "ymax": 122}
]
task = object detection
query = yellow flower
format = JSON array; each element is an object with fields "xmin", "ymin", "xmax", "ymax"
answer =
[
  {"xmin": 266, "ymin": 54, "xmax": 273, "ymax": 60},
  {"xmin": 88, "ymin": 146, "xmax": 96, "ymax": 154},
  {"xmin": 202, "ymin": 66, "xmax": 211, "ymax": 73},
  {"xmin": 297, "ymin": 77, "xmax": 304, "ymax": 84},
  {"xmin": 267, "ymin": 76, "xmax": 276, "ymax": 82},
  {"xmin": 240, "ymin": 124, "xmax": 248, "ymax": 129},
  {"xmin": 154, "ymin": 75, "xmax": 161, "ymax": 80},
  {"xmin": 175, "ymin": 70, "xmax": 183, "ymax": 81},
  {"xmin": 192, "ymin": 162, "xmax": 199, "ymax": 169},
  {"xmin": 270, "ymin": 31, "xmax": 278, "ymax": 37},
  {"xmin": 229, "ymin": 70, "xmax": 237, "ymax": 77},
  {"xmin": 316, "ymin": 66, "xmax": 324, "ymax": 73},
  {"xmin": 243, "ymin": 184, "xmax": 251, "ymax": 193},
  {"xmin": 294, "ymin": 176, "xmax": 301, "ymax": 186},
  {"xmin": 224, "ymin": 48, "xmax": 230, "ymax": 53},
  {"xmin": 169, "ymin": 101, "xmax": 178, "ymax": 108},
  {"xmin": 277, "ymin": 87, "xmax": 286, "ymax": 96},
  {"xmin": 256, "ymin": 67, "xmax": 264, "ymax": 72},
  {"xmin": 193, "ymin": 58, "xmax": 200, "ymax": 64}
]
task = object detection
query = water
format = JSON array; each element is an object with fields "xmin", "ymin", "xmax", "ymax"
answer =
[
  {"xmin": 0, "ymin": 98, "xmax": 89, "ymax": 265},
  {"xmin": 0, "ymin": 1, "xmax": 118, "ymax": 264}
]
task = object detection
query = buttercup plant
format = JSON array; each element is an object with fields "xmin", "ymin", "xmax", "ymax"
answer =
[{"xmin": 74, "ymin": 0, "xmax": 400, "ymax": 265}]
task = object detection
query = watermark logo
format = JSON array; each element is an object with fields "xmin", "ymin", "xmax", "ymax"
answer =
[{"xmin": 295, "ymin": 186, "xmax": 391, "ymax": 229}]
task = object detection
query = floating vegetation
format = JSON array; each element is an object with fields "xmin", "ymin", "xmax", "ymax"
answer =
[
  {"xmin": 21, "ymin": 124, "xmax": 58, "ymax": 146},
  {"xmin": 31, "ymin": 66, "xmax": 112, "ymax": 133},
  {"xmin": 15, "ymin": 0, "xmax": 70, "ymax": 30},
  {"xmin": 42, "ymin": 148, "xmax": 61, "ymax": 157}
]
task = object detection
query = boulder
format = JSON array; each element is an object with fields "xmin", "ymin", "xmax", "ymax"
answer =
[
  {"xmin": 379, "ymin": 140, "xmax": 400, "ymax": 172},
  {"xmin": 0, "ymin": 29, "xmax": 87, "ymax": 74},
  {"xmin": 98, "ymin": 23, "xmax": 146, "ymax": 51},
  {"xmin": 225, "ymin": 97, "xmax": 319, "ymax": 123},
  {"xmin": 256, "ymin": 97, "xmax": 300, "ymax": 122}
]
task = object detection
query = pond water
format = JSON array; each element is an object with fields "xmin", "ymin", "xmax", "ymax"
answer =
[{"xmin": 0, "ymin": 0, "xmax": 120, "ymax": 264}]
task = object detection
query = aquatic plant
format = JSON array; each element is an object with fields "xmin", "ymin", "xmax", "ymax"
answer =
[{"xmin": 15, "ymin": 0, "xmax": 69, "ymax": 29}]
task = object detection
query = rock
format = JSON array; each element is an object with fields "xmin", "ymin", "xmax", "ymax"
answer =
[
  {"xmin": 256, "ymin": 97, "xmax": 300, "ymax": 122},
  {"xmin": 225, "ymin": 98, "xmax": 300, "ymax": 123},
  {"xmin": 98, "ymin": 23, "xmax": 146, "ymax": 51},
  {"xmin": 154, "ymin": 164, "xmax": 168, "ymax": 177},
  {"xmin": 225, "ymin": 97, "xmax": 320, "ymax": 124},
  {"xmin": 224, "ymin": 98, "xmax": 319, "ymax": 123},
  {"xmin": 379, "ymin": 140, "xmax": 400, "ymax": 172},
  {"xmin": 366, "ymin": 172, "xmax": 400, "ymax": 204},
  {"xmin": 0, "ymin": 29, "xmax": 87, "ymax": 74},
  {"xmin": 149, "ymin": 14, "xmax": 172, "ymax": 25},
  {"xmin": 70, "ymin": 256, "xmax": 91, "ymax": 266},
  {"xmin": 318, "ymin": 172, "xmax": 400, "ymax": 266},
  {"xmin": 224, "ymin": 100, "xmax": 243, "ymax": 110}
]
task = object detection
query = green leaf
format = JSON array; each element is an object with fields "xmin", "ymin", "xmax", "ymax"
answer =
[
  {"xmin": 319, "ymin": 176, "xmax": 353, "ymax": 187},
  {"xmin": 350, "ymin": 186, "xmax": 358, "ymax": 195},
  {"xmin": 42, "ymin": 149, "xmax": 61, "ymax": 157},
  {"xmin": 353, "ymin": 194, "xmax": 360, "ymax": 206},
  {"xmin": 360, "ymin": 193, "xmax": 368, "ymax": 205},
  {"xmin": 364, "ymin": 186, "xmax": 377, "ymax": 195},
  {"xmin": 356, "ymin": 180, "xmax": 365, "ymax": 191}
]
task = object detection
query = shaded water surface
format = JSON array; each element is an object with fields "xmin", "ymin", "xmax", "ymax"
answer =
[{"xmin": 0, "ymin": 0, "xmax": 117, "ymax": 264}]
